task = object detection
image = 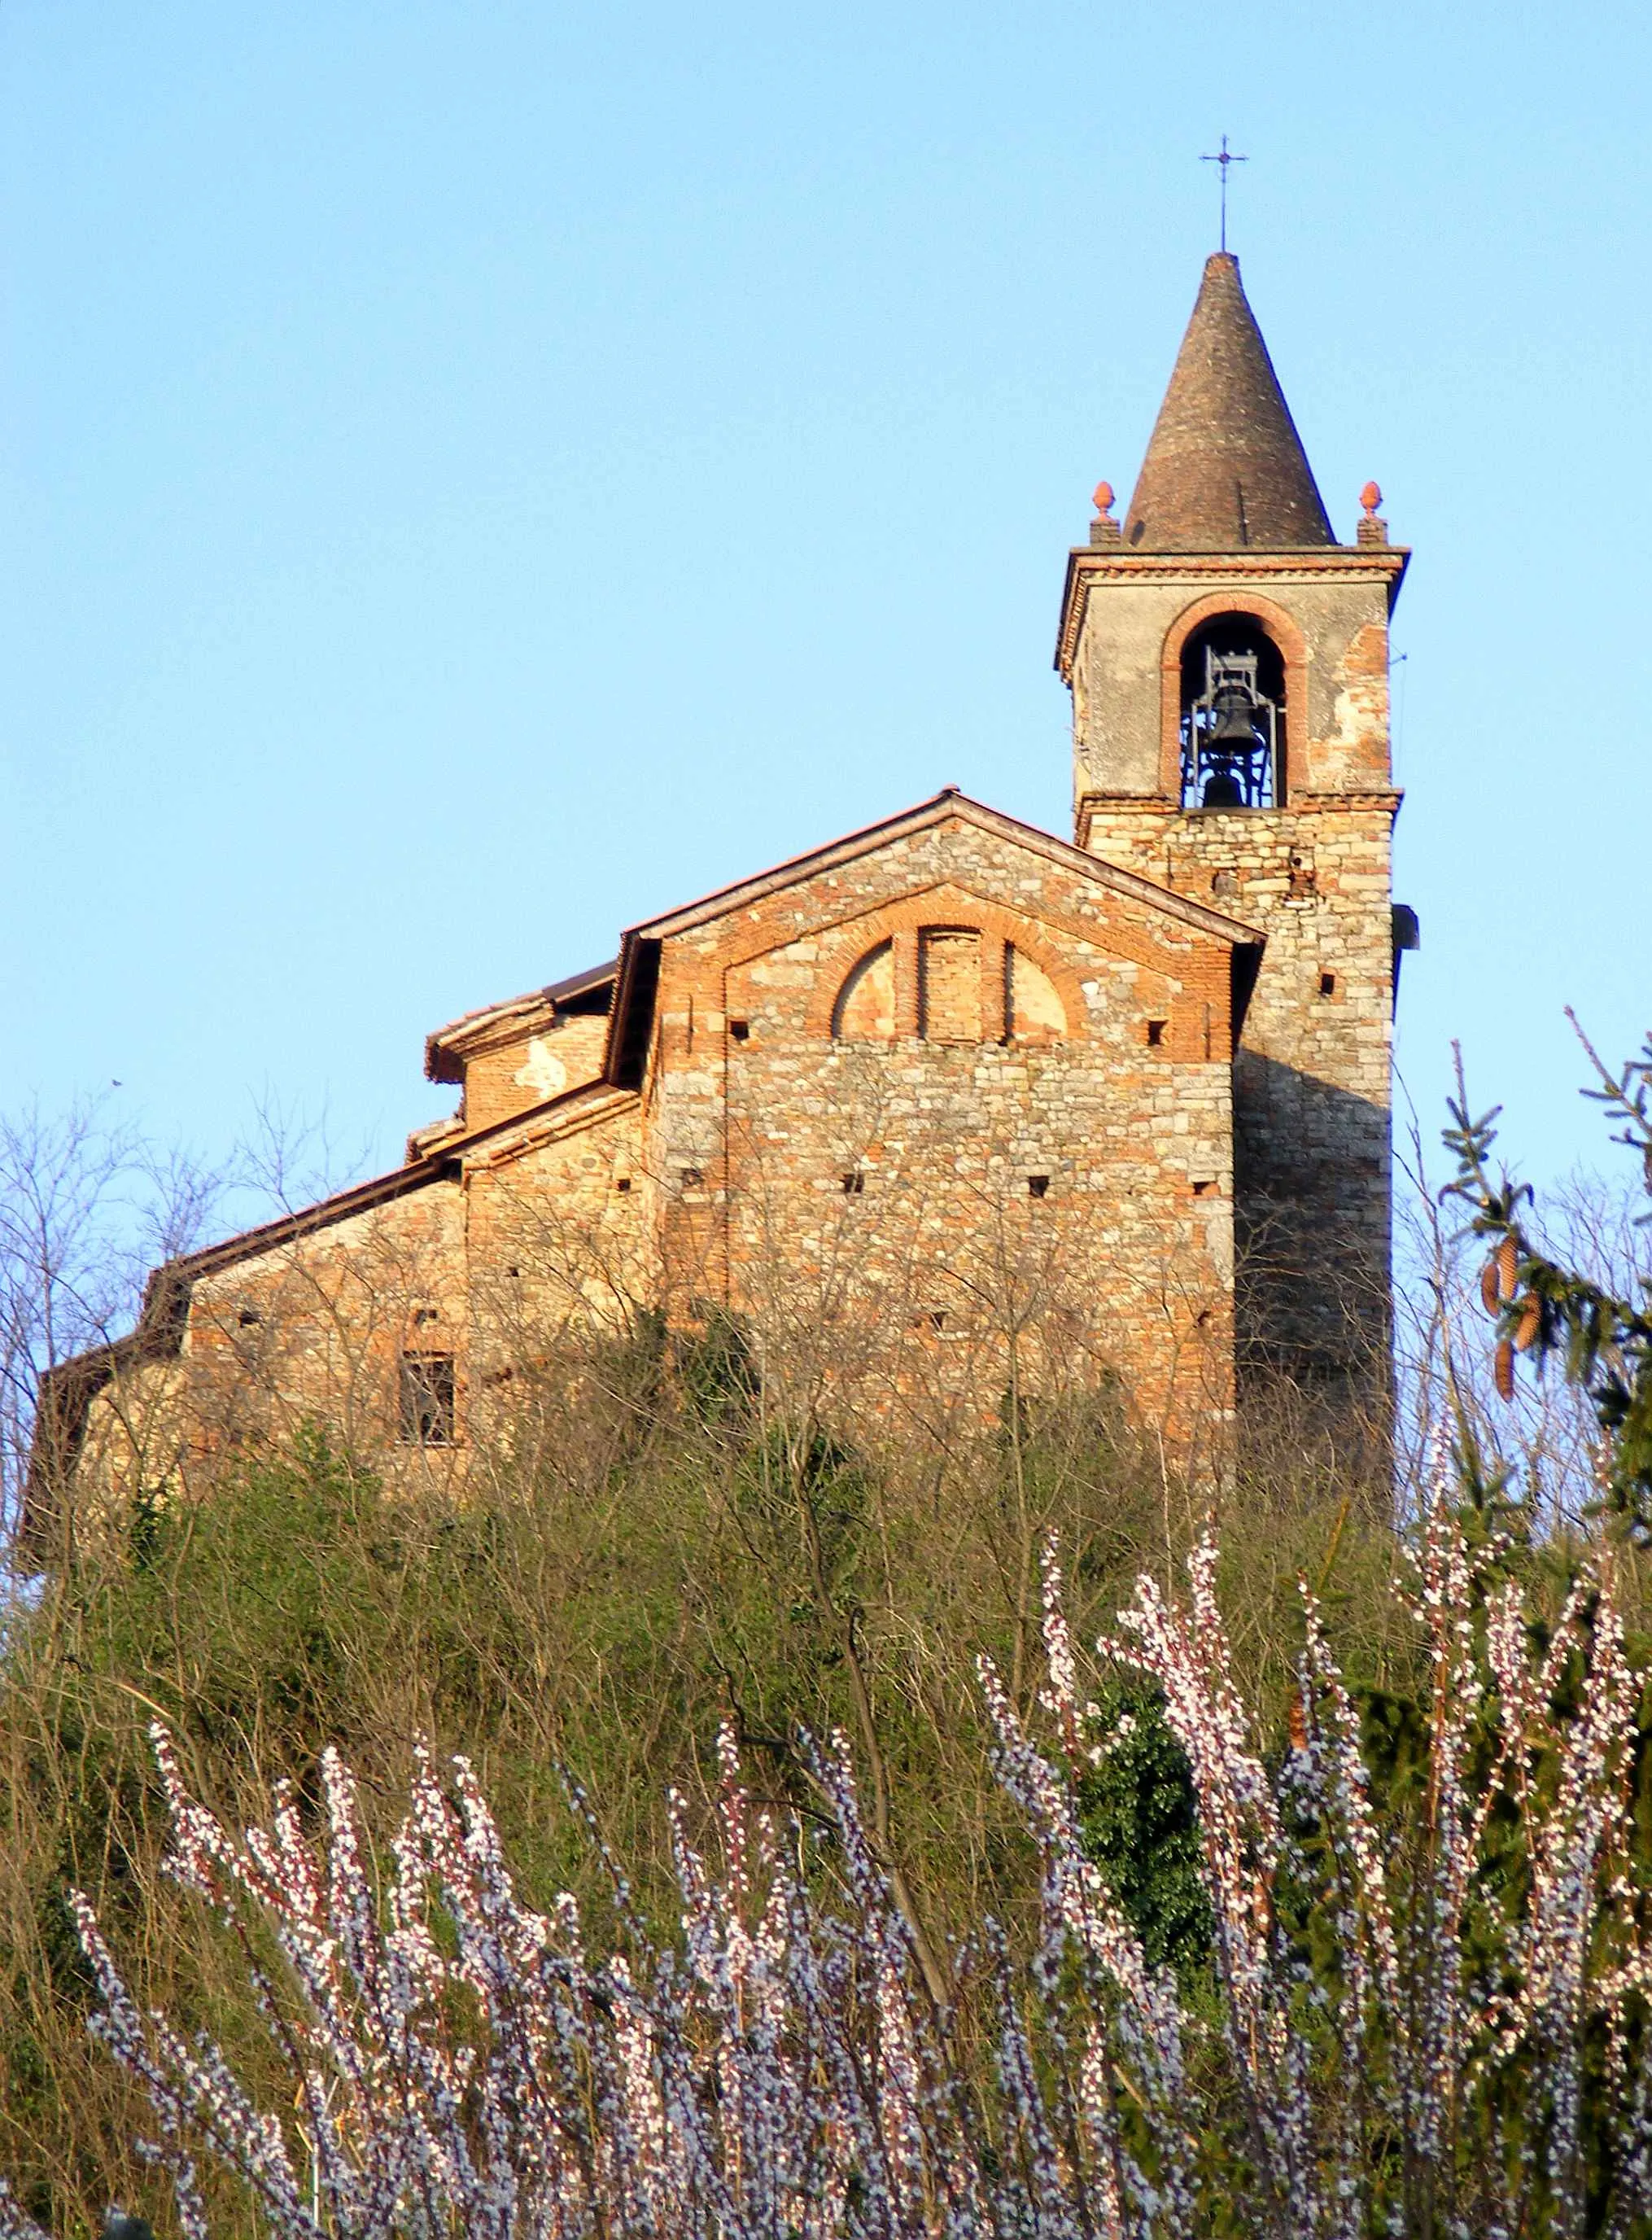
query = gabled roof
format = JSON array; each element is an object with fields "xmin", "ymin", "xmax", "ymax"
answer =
[
  {"xmin": 20, "ymin": 1077, "xmax": 636, "ymax": 1550},
  {"xmin": 25, "ymin": 791, "xmax": 1265, "ymax": 1549},
  {"xmin": 426, "ymin": 960, "xmax": 616, "ymax": 1084},
  {"xmin": 602, "ymin": 788, "xmax": 1265, "ymax": 1088},
  {"xmin": 1124, "ymin": 253, "xmax": 1334, "ymax": 552}
]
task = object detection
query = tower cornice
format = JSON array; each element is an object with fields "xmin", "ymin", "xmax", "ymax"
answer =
[{"xmin": 1055, "ymin": 544, "xmax": 1410, "ymax": 682}]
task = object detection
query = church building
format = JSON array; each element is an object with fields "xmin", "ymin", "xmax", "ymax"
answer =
[{"xmin": 30, "ymin": 252, "xmax": 1413, "ymax": 1522}]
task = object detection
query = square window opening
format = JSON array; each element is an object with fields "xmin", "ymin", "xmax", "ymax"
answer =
[
  {"xmin": 729, "ymin": 1019, "xmax": 750, "ymax": 1041},
  {"xmin": 1318, "ymin": 971, "xmax": 1337, "ymax": 997},
  {"xmin": 1146, "ymin": 1018, "xmax": 1167, "ymax": 1048},
  {"xmin": 841, "ymin": 1170, "xmax": 865, "ymax": 1195},
  {"xmin": 1027, "ymin": 1174, "xmax": 1050, "ymax": 1199}
]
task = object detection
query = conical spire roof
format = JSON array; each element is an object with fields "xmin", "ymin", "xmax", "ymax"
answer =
[{"xmin": 1124, "ymin": 253, "xmax": 1334, "ymax": 551}]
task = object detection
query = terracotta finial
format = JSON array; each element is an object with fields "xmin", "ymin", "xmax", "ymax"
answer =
[
  {"xmin": 1087, "ymin": 480, "xmax": 1122, "ymax": 547},
  {"xmin": 1360, "ymin": 480, "xmax": 1383, "ymax": 516}
]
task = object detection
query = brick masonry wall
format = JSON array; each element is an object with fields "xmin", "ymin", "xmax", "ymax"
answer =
[{"xmin": 462, "ymin": 1012, "xmax": 610, "ymax": 1131}]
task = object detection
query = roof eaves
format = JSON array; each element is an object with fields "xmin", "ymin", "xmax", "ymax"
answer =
[
  {"xmin": 599, "ymin": 788, "xmax": 1264, "ymax": 1083},
  {"xmin": 20, "ymin": 1070, "xmax": 640, "ymax": 1547},
  {"xmin": 621, "ymin": 791, "xmax": 968, "ymax": 944},
  {"xmin": 933, "ymin": 795, "xmax": 1266, "ymax": 947},
  {"xmin": 461, "ymin": 1083, "xmax": 640, "ymax": 1170},
  {"xmin": 425, "ymin": 961, "xmax": 618, "ymax": 1083},
  {"xmin": 544, "ymin": 959, "xmax": 618, "ymax": 1008}
]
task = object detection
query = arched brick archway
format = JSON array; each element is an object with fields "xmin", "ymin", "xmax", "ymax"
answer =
[
  {"xmin": 804, "ymin": 895, "xmax": 1094, "ymax": 1046},
  {"xmin": 1158, "ymin": 590, "xmax": 1309, "ymax": 803}
]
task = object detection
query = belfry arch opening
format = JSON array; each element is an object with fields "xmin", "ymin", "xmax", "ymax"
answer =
[{"xmin": 1178, "ymin": 613, "xmax": 1287, "ymax": 810}]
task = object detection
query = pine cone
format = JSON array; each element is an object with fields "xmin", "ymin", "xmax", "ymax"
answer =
[
  {"xmin": 1495, "ymin": 1337, "xmax": 1515, "ymax": 1402},
  {"xmin": 1513, "ymin": 1294, "xmax": 1541, "ymax": 1352},
  {"xmin": 1497, "ymin": 1235, "xmax": 1518, "ymax": 1302}
]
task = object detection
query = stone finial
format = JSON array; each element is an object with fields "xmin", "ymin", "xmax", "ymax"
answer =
[
  {"xmin": 1089, "ymin": 479, "xmax": 1121, "ymax": 547},
  {"xmin": 1357, "ymin": 479, "xmax": 1388, "ymax": 546}
]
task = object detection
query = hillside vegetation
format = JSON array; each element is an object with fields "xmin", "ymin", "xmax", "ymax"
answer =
[{"xmin": 0, "ymin": 1037, "xmax": 1647, "ymax": 2234}]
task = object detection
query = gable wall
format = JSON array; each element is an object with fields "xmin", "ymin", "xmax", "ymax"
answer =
[
  {"xmin": 463, "ymin": 1012, "xmax": 611, "ymax": 1130},
  {"xmin": 640, "ymin": 816, "xmax": 1239, "ymax": 1447},
  {"xmin": 53, "ymin": 817, "xmax": 1249, "ymax": 1514}
]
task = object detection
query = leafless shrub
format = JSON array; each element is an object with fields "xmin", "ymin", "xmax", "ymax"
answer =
[{"xmin": 2, "ymin": 1491, "xmax": 1646, "ymax": 2240}]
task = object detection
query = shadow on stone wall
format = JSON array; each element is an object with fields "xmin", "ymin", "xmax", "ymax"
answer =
[{"xmin": 1231, "ymin": 1051, "xmax": 1392, "ymax": 1435}]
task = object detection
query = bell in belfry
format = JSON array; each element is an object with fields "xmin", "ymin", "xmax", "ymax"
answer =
[
  {"xmin": 1184, "ymin": 641, "xmax": 1278, "ymax": 809},
  {"xmin": 1208, "ymin": 680, "xmax": 1260, "ymax": 749},
  {"xmin": 1202, "ymin": 680, "xmax": 1259, "ymax": 805}
]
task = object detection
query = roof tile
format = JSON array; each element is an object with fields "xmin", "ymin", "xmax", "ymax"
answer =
[{"xmin": 1125, "ymin": 254, "xmax": 1334, "ymax": 552}]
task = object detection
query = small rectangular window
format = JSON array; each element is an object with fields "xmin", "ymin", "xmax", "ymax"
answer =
[
  {"xmin": 400, "ymin": 1352, "xmax": 456, "ymax": 1446},
  {"xmin": 1191, "ymin": 1179, "xmax": 1217, "ymax": 1199},
  {"xmin": 841, "ymin": 1170, "xmax": 865, "ymax": 1194},
  {"xmin": 615, "ymin": 1175, "xmax": 632, "ymax": 1193},
  {"xmin": 729, "ymin": 1019, "xmax": 750, "ymax": 1040},
  {"xmin": 1027, "ymin": 1174, "xmax": 1050, "ymax": 1199},
  {"xmin": 1318, "ymin": 971, "xmax": 1337, "ymax": 998},
  {"xmin": 680, "ymin": 1166, "xmax": 705, "ymax": 1189},
  {"xmin": 1146, "ymin": 1017, "xmax": 1167, "ymax": 1048}
]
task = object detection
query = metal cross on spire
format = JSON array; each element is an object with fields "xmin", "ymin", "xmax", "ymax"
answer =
[{"xmin": 1200, "ymin": 134, "xmax": 1248, "ymax": 253}]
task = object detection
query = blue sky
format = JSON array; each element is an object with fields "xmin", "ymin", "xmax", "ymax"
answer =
[{"xmin": 2, "ymin": 2, "xmax": 1647, "ymax": 1218}]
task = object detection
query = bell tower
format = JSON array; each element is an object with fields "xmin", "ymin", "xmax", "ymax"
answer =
[{"xmin": 1056, "ymin": 252, "xmax": 1410, "ymax": 1402}]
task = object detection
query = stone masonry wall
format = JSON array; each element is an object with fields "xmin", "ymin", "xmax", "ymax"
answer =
[
  {"xmin": 640, "ymin": 813, "xmax": 1243, "ymax": 1456},
  {"xmin": 185, "ymin": 1181, "xmax": 470, "ymax": 1472},
  {"xmin": 60, "ymin": 808, "xmax": 1261, "ymax": 1507},
  {"xmin": 1083, "ymin": 801, "xmax": 1396, "ymax": 1381},
  {"xmin": 461, "ymin": 1094, "xmax": 651, "ymax": 1427},
  {"xmin": 1066, "ymin": 554, "xmax": 1401, "ymax": 1392}
]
